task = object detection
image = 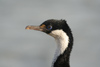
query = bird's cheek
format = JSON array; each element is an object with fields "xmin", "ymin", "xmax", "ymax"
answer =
[{"xmin": 42, "ymin": 30, "xmax": 51, "ymax": 34}]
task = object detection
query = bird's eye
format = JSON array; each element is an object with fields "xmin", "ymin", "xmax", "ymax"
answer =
[{"xmin": 47, "ymin": 25, "xmax": 52, "ymax": 30}]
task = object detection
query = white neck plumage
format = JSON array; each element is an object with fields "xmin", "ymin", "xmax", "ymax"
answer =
[{"xmin": 49, "ymin": 30, "xmax": 69, "ymax": 67}]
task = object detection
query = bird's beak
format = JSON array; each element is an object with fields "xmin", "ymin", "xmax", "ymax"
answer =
[{"xmin": 25, "ymin": 24, "xmax": 46, "ymax": 32}]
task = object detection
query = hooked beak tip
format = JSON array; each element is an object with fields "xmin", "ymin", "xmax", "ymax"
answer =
[{"xmin": 25, "ymin": 26, "xmax": 31, "ymax": 30}]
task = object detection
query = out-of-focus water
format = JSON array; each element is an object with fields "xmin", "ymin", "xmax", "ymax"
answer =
[{"xmin": 0, "ymin": 0, "xmax": 100, "ymax": 67}]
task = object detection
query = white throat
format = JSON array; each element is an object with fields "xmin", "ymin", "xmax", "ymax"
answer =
[{"xmin": 49, "ymin": 30, "xmax": 69, "ymax": 66}]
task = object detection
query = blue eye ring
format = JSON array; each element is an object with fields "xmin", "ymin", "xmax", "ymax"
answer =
[{"xmin": 47, "ymin": 25, "xmax": 52, "ymax": 30}]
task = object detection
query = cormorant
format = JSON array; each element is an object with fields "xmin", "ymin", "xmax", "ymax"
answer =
[{"xmin": 25, "ymin": 19, "xmax": 73, "ymax": 67}]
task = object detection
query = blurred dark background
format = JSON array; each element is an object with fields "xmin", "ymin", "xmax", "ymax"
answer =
[{"xmin": 0, "ymin": 0, "xmax": 100, "ymax": 67}]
